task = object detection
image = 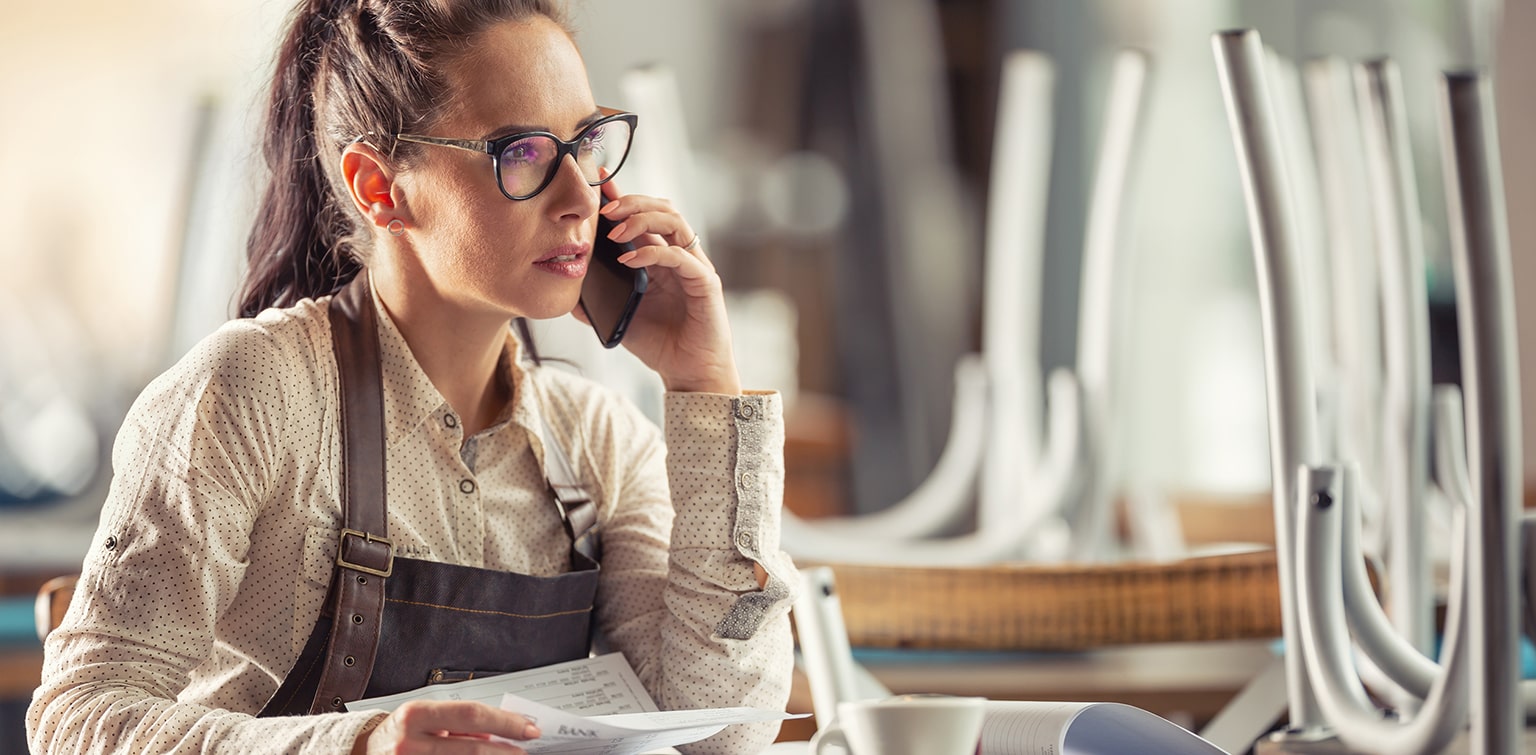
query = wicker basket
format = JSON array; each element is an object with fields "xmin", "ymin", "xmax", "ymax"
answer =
[{"xmin": 821, "ymin": 549, "xmax": 1283, "ymax": 651}]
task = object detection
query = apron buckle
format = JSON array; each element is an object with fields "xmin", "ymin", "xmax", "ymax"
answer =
[{"xmin": 336, "ymin": 528, "xmax": 395, "ymax": 578}]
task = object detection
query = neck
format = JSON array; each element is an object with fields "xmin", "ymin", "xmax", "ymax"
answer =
[{"xmin": 369, "ymin": 269, "xmax": 512, "ymax": 437}]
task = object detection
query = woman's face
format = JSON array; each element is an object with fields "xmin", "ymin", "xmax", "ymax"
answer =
[{"xmin": 394, "ymin": 16, "xmax": 602, "ymax": 321}]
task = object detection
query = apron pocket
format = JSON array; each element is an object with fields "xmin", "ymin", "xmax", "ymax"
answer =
[{"xmin": 426, "ymin": 669, "xmax": 505, "ymax": 685}]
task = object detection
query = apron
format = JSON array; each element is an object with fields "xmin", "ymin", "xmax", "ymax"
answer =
[{"xmin": 259, "ymin": 277, "xmax": 601, "ymax": 717}]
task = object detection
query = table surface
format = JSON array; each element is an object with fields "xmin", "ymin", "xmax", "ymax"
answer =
[{"xmin": 850, "ymin": 638, "xmax": 1277, "ymax": 730}]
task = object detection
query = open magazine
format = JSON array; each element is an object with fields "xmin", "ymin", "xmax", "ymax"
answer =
[
  {"xmin": 348, "ymin": 653, "xmax": 804, "ymax": 754},
  {"xmin": 980, "ymin": 701, "xmax": 1228, "ymax": 755}
]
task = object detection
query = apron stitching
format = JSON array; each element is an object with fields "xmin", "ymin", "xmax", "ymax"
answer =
[
  {"xmin": 385, "ymin": 598, "xmax": 592, "ymax": 619},
  {"xmin": 273, "ymin": 637, "xmax": 328, "ymax": 712}
]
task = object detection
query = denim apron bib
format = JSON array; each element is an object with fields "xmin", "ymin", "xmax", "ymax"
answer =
[{"xmin": 259, "ymin": 277, "xmax": 600, "ymax": 716}]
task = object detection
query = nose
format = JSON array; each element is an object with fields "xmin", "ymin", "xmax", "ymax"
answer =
[{"xmin": 543, "ymin": 153, "xmax": 598, "ymax": 221}]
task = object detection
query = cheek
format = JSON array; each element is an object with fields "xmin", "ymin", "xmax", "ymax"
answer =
[
  {"xmin": 410, "ymin": 180, "xmax": 490, "ymax": 254},
  {"xmin": 443, "ymin": 204, "xmax": 541, "ymax": 280},
  {"xmin": 403, "ymin": 159, "xmax": 489, "ymax": 227},
  {"xmin": 401, "ymin": 167, "xmax": 544, "ymax": 277}
]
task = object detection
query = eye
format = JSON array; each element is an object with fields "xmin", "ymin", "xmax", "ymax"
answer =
[
  {"xmin": 579, "ymin": 125, "xmax": 608, "ymax": 156},
  {"xmin": 501, "ymin": 137, "xmax": 546, "ymax": 165}
]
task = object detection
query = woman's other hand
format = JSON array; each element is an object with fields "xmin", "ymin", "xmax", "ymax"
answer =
[
  {"xmin": 351, "ymin": 700, "xmax": 541, "ymax": 754},
  {"xmin": 577, "ymin": 181, "xmax": 742, "ymax": 395}
]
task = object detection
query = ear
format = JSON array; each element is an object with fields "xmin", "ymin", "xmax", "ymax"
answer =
[{"xmin": 341, "ymin": 142, "xmax": 411, "ymax": 232}]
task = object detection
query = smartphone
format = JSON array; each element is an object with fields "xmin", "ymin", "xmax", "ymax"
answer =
[{"xmin": 579, "ymin": 215, "xmax": 648, "ymax": 348}]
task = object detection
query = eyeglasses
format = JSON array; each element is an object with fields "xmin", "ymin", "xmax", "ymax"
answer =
[{"xmin": 396, "ymin": 109, "xmax": 637, "ymax": 201}]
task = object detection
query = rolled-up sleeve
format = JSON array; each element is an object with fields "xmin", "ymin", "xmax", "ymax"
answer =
[
  {"xmin": 593, "ymin": 389, "xmax": 799, "ymax": 755},
  {"xmin": 662, "ymin": 390, "xmax": 799, "ymax": 754},
  {"xmin": 665, "ymin": 392, "xmax": 798, "ymax": 639},
  {"xmin": 26, "ymin": 323, "xmax": 383, "ymax": 755}
]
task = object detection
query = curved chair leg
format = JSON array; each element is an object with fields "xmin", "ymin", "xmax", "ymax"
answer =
[
  {"xmin": 1302, "ymin": 57, "xmax": 1389, "ymax": 559},
  {"xmin": 1438, "ymin": 68, "xmax": 1524, "ymax": 754},
  {"xmin": 796, "ymin": 356, "xmax": 988, "ymax": 543},
  {"xmin": 792, "ymin": 567, "xmax": 890, "ymax": 730},
  {"xmin": 980, "ymin": 50, "xmax": 1056, "ymax": 504},
  {"xmin": 792, "ymin": 49, "xmax": 1057, "ymax": 550},
  {"xmin": 1357, "ymin": 59, "xmax": 1435, "ymax": 656},
  {"xmin": 1061, "ymin": 49, "xmax": 1149, "ymax": 562},
  {"xmin": 1211, "ymin": 28, "xmax": 1327, "ymax": 735},
  {"xmin": 779, "ymin": 361, "xmax": 1083, "ymax": 567},
  {"xmin": 35, "ymin": 573, "xmax": 79, "ymax": 642},
  {"xmin": 784, "ymin": 48, "xmax": 1149, "ymax": 568},
  {"xmin": 1295, "ymin": 465, "xmax": 1469, "ymax": 755}
]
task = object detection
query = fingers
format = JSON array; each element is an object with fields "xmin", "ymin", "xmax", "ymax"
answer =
[
  {"xmin": 371, "ymin": 701, "xmax": 540, "ymax": 754},
  {"xmin": 599, "ymin": 195, "xmax": 700, "ymax": 258},
  {"xmin": 592, "ymin": 183, "xmax": 714, "ymax": 298},
  {"xmin": 615, "ymin": 241, "xmax": 723, "ymax": 301},
  {"xmin": 400, "ymin": 700, "xmax": 540, "ymax": 739}
]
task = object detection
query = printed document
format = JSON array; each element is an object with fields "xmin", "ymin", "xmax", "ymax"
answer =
[
  {"xmin": 349, "ymin": 653, "xmax": 803, "ymax": 754},
  {"xmin": 491, "ymin": 691, "xmax": 801, "ymax": 754},
  {"xmin": 349, "ymin": 653, "xmax": 658, "ymax": 716},
  {"xmin": 980, "ymin": 701, "xmax": 1229, "ymax": 755}
]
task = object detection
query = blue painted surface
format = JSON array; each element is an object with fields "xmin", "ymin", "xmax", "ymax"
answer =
[
  {"xmin": 1431, "ymin": 634, "xmax": 1536, "ymax": 679},
  {"xmin": 0, "ymin": 598, "xmax": 37, "ymax": 648}
]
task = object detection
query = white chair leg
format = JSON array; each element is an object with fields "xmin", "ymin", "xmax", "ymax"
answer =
[
  {"xmin": 1438, "ymin": 69, "xmax": 1524, "ymax": 754},
  {"xmin": 1356, "ymin": 59, "xmax": 1435, "ymax": 657},
  {"xmin": 792, "ymin": 567, "xmax": 889, "ymax": 730},
  {"xmin": 1199, "ymin": 654, "xmax": 1290, "ymax": 755}
]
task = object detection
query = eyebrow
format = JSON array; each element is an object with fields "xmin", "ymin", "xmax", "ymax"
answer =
[{"xmin": 483, "ymin": 108, "xmax": 606, "ymax": 141}]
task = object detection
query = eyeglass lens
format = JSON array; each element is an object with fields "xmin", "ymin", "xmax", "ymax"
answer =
[{"xmin": 498, "ymin": 119, "xmax": 632, "ymax": 198}]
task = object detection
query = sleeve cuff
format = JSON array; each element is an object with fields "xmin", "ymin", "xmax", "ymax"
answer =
[
  {"xmin": 663, "ymin": 391, "xmax": 799, "ymax": 639},
  {"xmin": 662, "ymin": 391, "xmax": 784, "ymax": 554}
]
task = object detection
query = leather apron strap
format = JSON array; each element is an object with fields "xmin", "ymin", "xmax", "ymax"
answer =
[{"xmin": 309, "ymin": 278, "xmax": 394, "ymax": 714}]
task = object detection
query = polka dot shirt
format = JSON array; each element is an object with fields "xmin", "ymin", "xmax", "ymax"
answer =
[{"xmin": 27, "ymin": 291, "xmax": 799, "ymax": 755}]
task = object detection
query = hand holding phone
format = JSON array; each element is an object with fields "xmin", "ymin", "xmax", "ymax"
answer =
[{"xmin": 579, "ymin": 215, "xmax": 648, "ymax": 348}]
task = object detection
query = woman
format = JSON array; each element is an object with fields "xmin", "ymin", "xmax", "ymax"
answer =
[{"xmin": 27, "ymin": 1, "xmax": 798, "ymax": 753}]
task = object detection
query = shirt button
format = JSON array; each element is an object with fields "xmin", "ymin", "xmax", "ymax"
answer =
[
  {"xmin": 736, "ymin": 531, "xmax": 754, "ymax": 550},
  {"xmin": 739, "ymin": 470, "xmax": 758, "ymax": 487},
  {"xmin": 103, "ymin": 535, "xmax": 118, "ymax": 551},
  {"xmin": 735, "ymin": 402, "xmax": 756, "ymax": 421},
  {"xmin": 459, "ymin": 479, "xmax": 476, "ymax": 494},
  {"xmin": 444, "ymin": 414, "xmax": 458, "ymax": 429}
]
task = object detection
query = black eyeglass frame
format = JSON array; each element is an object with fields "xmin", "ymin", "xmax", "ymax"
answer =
[{"xmin": 395, "ymin": 108, "xmax": 638, "ymax": 201}]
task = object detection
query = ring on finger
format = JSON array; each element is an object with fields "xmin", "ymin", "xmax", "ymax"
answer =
[{"xmin": 681, "ymin": 234, "xmax": 701, "ymax": 252}]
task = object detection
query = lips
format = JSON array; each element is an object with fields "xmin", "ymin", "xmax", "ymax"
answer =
[{"xmin": 533, "ymin": 243, "xmax": 589, "ymax": 279}]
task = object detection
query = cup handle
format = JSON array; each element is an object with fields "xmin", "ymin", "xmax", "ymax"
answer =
[{"xmin": 808, "ymin": 723, "xmax": 849, "ymax": 754}]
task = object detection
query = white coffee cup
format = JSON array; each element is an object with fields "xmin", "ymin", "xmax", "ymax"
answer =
[{"xmin": 809, "ymin": 694, "xmax": 986, "ymax": 755}]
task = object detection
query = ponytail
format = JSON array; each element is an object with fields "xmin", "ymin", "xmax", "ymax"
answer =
[{"xmin": 239, "ymin": 1, "xmax": 359, "ymax": 319}]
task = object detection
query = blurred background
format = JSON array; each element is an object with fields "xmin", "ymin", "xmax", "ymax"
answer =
[{"xmin": 0, "ymin": 0, "xmax": 1531, "ymax": 748}]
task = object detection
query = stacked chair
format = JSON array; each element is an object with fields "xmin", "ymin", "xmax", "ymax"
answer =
[
  {"xmin": 777, "ymin": 41, "xmax": 1292, "ymax": 749},
  {"xmin": 617, "ymin": 18, "xmax": 1535, "ymax": 750},
  {"xmin": 779, "ymin": 46, "xmax": 1143, "ymax": 566},
  {"xmin": 1211, "ymin": 27, "xmax": 1530, "ymax": 754}
]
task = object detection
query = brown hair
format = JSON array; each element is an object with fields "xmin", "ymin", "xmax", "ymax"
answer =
[{"xmin": 239, "ymin": 0, "xmax": 571, "ymax": 318}]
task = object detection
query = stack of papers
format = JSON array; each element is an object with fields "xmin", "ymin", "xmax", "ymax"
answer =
[{"xmin": 349, "ymin": 653, "xmax": 804, "ymax": 754}]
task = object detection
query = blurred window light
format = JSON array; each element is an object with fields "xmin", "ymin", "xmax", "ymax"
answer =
[{"xmin": 759, "ymin": 150, "xmax": 849, "ymax": 237}]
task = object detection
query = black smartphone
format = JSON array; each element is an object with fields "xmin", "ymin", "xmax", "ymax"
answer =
[{"xmin": 579, "ymin": 215, "xmax": 648, "ymax": 348}]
